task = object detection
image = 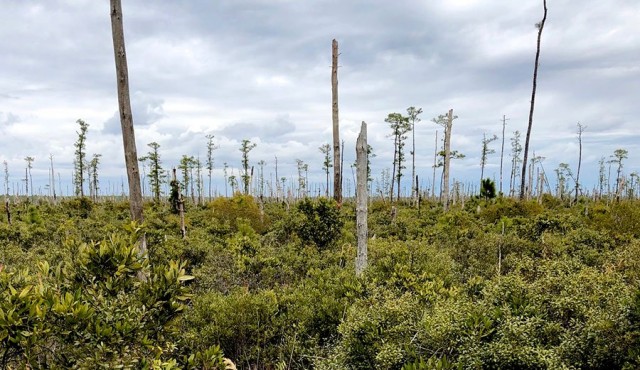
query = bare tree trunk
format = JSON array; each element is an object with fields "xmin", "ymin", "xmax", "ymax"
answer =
[
  {"xmin": 110, "ymin": 0, "xmax": 146, "ymax": 253},
  {"xmin": 390, "ymin": 133, "xmax": 398, "ymax": 203},
  {"xmin": 416, "ymin": 175, "xmax": 421, "ymax": 211},
  {"xmin": 499, "ymin": 115, "xmax": 508, "ymax": 195},
  {"xmin": 443, "ymin": 109, "xmax": 453, "ymax": 211},
  {"xmin": 574, "ymin": 123, "xmax": 584, "ymax": 203},
  {"xmin": 528, "ymin": 158, "xmax": 534, "ymax": 199},
  {"xmin": 537, "ymin": 170, "xmax": 544, "ymax": 203},
  {"xmin": 332, "ymin": 39, "xmax": 342, "ymax": 204},
  {"xmin": 341, "ymin": 140, "xmax": 345, "ymax": 198},
  {"xmin": 355, "ymin": 122, "xmax": 368, "ymax": 276},
  {"xmin": 520, "ymin": 0, "xmax": 547, "ymax": 200},
  {"xmin": 180, "ymin": 196, "xmax": 186, "ymax": 239}
]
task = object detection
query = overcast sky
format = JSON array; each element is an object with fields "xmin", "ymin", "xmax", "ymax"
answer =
[{"xmin": 1, "ymin": 0, "xmax": 639, "ymax": 197}]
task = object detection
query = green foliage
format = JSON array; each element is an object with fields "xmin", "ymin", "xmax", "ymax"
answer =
[
  {"xmin": 480, "ymin": 178, "xmax": 497, "ymax": 199},
  {"xmin": 295, "ymin": 197, "xmax": 344, "ymax": 250},
  {"xmin": 2, "ymin": 197, "xmax": 640, "ymax": 368},
  {"xmin": 402, "ymin": 356, "xmax": 460, "ymax": 370},
  {"xmin": 0, "ymin": 225, "xmax": 230, "ymax": 369},
  {"xmin": 208, "ymin": 193, "xmax": 268, "ymax": 234},
  {"xmin": 335, "ymin": 289, "xmax": 420, "ymax": 369},
  {"xmin": 63, "ymin": 196, "xmax": 93, "ymax": 218},
  {"xmin": 73, "ymin": 118, "xmax": 89, "ymax": 197}
]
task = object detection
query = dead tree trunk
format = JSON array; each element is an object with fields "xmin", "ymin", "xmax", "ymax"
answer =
[
  {"xmin": 499, "ymin": 115, "xmax": 508, "ymax": 195},
  {"xmin": 332, "ymin": 39, "xmax": 342, "ymax": 204},
  {"xmin": 520, "ymin": 0, "xmax": 548, "ymax": 200},
  {"xmin": 355, "ymin": 121, "xmax": 368, "ymax": 276},
  {"xmin": 443, "ymin": 109, "xmax": 453, "ymax": 211},
  {"xmin": 110, "ymin": 0, "xmax": 146, "ymax": 253},
  {"xmin": 574, "ymin": 122, "xmax": 584, "ymax": 203}
]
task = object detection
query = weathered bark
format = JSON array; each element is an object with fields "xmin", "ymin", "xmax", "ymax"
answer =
[
  {"xmin": 355, "ymin": 121, "xmax": 368, "ymax": 276},
  {"xmin": 499, "ymin": 115, "xmax": 508, "ymax": 195},
  {"xmin": 442, "ymin": 109, "xmax": 453, "ymax": 211},
  {"xmin": 332, "ymin": 39, "xmax": 342, "ymax": 204},
  {"xmin": 574, "ymin": 123, "xmax": 584, "ymax": 203},
  {"xmin": 520, "ymin": 0, "xmax": 547, "ymax": 200},
  {"xmin": 390, "ymin": 129, "xmax": 398, "ymax": 203},
  {"xmin": 110, "ymin": 0, "xmax": 146, "ymax": 253},
  {"xmin": 416, "ymin": 175, "xmax": 421, "ymax": 212}
]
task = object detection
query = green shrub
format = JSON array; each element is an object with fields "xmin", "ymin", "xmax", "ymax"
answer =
[
  {"xmin": 295, "ymin": 197, "xmax": 344, "ymax": 250},
  {"xmin": 208, "ymin": 194, "xmax": 268, "ymax": 234},
  {"xmin": 0, "ymin": 224, "xmax": 229, "ymax": 369}
]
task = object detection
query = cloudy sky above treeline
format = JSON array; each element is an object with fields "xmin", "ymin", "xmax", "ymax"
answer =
[{"xmin": 1, "ymin": 0, "xmax": 639, "ymax": 196}]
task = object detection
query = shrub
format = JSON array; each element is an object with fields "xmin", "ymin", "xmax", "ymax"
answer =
[
  {"xmin": 295, "ymin": 197, "xmax": 344, "ymax": 250},
  {"xmin": 0, "ymin": 225, "xmax": 230, "ymax": 369},
  {"xmin": 208, "ymin": 194, "xmax": 268, "ymax": 234}
]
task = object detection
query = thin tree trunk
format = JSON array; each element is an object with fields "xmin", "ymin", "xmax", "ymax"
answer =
[
  {"xmin": 520, "ymin": 0, "xmax": 547, "ymax": 200},
  {"xmin": 275, "ymin": 156, "xmax": 279, "ymax": 201},
  {"xmin": 110, "ymin": 0, "xmax": 146, "ymax": 254},
  {"xmin": 499, "ymin": 115, "xmax": 508, "ymax": 195},
  {"xmin": 355, "ymin": 121, "xmax": 368, "ymax": 276},
  {"xmin": 443, "ymin": 109, "xmax": 453, "ymax": 211},
  {"xmin": 331, "ymin": 39, "xmax": 342, "ymax": 204},
  {"xmin": 390, "ymin": 132, "xmax": 398, "ymax": 203},
  {"xmin": 340, "ymin": 140, "xmax": 345, "ymax": 198},
  {"xmin": 574, "ymin": 123, "xmax": 584, "ymax": 203},
  {"xmin": 411, "ymin": 119, "xmax": 416, "ymax": 202}
]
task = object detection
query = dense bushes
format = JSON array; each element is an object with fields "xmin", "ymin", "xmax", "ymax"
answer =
[
  {"xmin": 2, "ymin": 197, "xmax": 640, "ymax": 368},
  {"xmin": 0, "ymin": 225, "xmax": 229, "ymax": 369}
]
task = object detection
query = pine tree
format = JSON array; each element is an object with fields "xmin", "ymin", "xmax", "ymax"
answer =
[
  {"xmin": 319, "ymin": 143, "xmax": 332, "ymax": 197},
  {"xmin": 89, "ymin": 154, "xmax": 102, "ymax": 201},
  {"xmin": 239, "ymin": 139, "xmax": 256, "ymax": 195},
  {"xmin": 74, "ymin": 119, "xmax": 89, "ymax": 197},
  {"xmin": 385, "ymin": 113, "xmax": 411, "ymax": 202},
  {"xmin": 139, "ymin": 142, "xmax": 165, "ymax": 203}
]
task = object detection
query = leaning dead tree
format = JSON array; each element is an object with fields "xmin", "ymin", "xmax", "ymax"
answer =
[
  {"xmin": 520, "ymin": 0, "xmax": 548, "ymax": 200},
  {"xmin": 332, "ymin": 39, "xmax": 342, "ymax": 204},
  {"xmin": 355, "ymin": 121, "xmax": 368, "ymax": 276},
  {"xmin": 110, "ymin": 0, "xmax": 146, "ymax": 253}
]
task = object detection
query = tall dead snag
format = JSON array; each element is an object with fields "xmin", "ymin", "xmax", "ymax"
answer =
[
  {"xmin": 520, "ymin": 0, "xmax": 548, "ymax": 200},
  {"xmin": 574, "ymin": 122, "xmax": 585, "ymax": 203},
  {"xmin": 110, "ymin": 0, "xmax": 146, "ymax": 253},
  {"xmin": 332, "ymin": 39, "xmax": 342, "ymax": 204},
  {"xmin": 355, "ymin": 121, "xmax": 368, "ymax": 276},
  {"xmin": 442, "ymin": 109, "xmax": 454, "ymax": 211},
  {"xmin": 499, "ymin": 115, "xmax": 509, "ymax": 195}
]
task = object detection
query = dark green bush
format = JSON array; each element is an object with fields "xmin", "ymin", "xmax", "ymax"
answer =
[{"xmin": 295, "ymin": 197, "xmax": 344, "ymax": 250}]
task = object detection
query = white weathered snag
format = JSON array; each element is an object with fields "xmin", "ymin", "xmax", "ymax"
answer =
[{"xmin": 356, "ymin": 121, "xmax": 368, "ymax": 276}]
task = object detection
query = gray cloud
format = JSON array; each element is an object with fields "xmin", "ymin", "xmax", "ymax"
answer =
[
  {"xmin": 0, "ymin": 112, "xmax": 21, "ymax": 126},
  {"xmin": 102, "ymin": 92, "xmax": 166, "ymax": 135},
  {"xmin": 220, "ymin": 115, "xmax": 296, "ymax": 142},
  {"xmin": 1, "ymin": 0, "xmax": 639, "ymax": 195}
]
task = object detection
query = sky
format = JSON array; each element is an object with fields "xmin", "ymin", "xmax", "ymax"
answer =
[{"xmin": 1, "ymin": 0, "xmax": 639, "ymax": 197}]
